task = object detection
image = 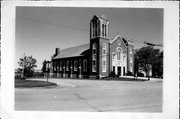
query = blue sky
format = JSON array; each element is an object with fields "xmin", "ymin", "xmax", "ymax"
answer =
[{"xmin": 15, "ymin": 7, "xmax": 163, "ymax": 69}]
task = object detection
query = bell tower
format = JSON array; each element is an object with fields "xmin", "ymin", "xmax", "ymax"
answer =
[
  {"xmin": 89, "ymin": 15, "xmax": 110, "ymax": 78},
  {"xmin": 90, "ymin": 15, "xmax": 109, "ymax": 39}
]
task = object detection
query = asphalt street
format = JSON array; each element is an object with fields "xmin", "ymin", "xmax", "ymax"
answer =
[{"xmin": 15, "ymin": 78, "xmax": 162, "ymax": 112}]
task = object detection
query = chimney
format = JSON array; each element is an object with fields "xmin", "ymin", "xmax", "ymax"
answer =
[{"xmin": 55, "ymin": 48, "xmax": 60, "ymax": 57}]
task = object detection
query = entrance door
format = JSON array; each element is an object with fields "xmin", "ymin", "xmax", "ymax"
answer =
[
  {"xmin": 117, "ymin": 66, "xmax": 121, "ymax": 76},
  {"xmin": 123, "ymin": 67, "xmax": 125, "ymax": 75},
  {"xmin": 113, "ymin": 66, "xmax": 115, "ymax": 74}
]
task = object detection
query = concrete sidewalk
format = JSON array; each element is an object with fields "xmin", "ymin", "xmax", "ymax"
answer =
[{"xmin": 121, "ymin": 76, "xmax": 163, "ymax": 81}]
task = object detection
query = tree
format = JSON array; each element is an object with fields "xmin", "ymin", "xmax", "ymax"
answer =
[
  {"xmin": 41, "ymin": 60, "xmax": 47, "ymax": 73},
  {"xmin": 18, "ymin": 55, "xmax": 37, "ymax": 78},
  {"xmin": 152, "ymin": 51, "xmax": 163, "ymax": 78},
  {"xmin": 134, "ymin": 46, "xmax": 163, "ymax": 80}
]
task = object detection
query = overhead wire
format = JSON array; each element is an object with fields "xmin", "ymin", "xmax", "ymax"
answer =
[{"xmin": 17, "ymin": 16, "xmax": 163, "ymax": 53}]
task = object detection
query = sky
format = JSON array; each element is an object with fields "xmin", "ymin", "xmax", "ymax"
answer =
[{"xmin": 15, "ymin": 7, "xmax": 163, "ymax": 69}]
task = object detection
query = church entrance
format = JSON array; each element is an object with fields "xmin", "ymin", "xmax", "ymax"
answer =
[
  {"xmin": 117, "ymin": 66, "xmax": 121, "ymax": 76},
  {"xmin": 113, "ymin": 66, "xmax": 115, "ymax": 74},
  {"xmin": 123, "ymin": 67, "xmax": 125, "ymax": 75}
]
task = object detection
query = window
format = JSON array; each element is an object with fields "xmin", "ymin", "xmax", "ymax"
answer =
[
  {"xmin": 112, "ymin": 53, "xmax": 116, "ymax": 60},
  {"xmin": 60, "ymin": 61, "xmax": 62, "ymax": 71},
  {"xmin": 92, "ymin": 43, "xmax": 97, "ymax": 72},
  {"xmin": 74, "ymin": 60, "xmax": 78, "ymax": 71},
  {"xmin": 104, "ymin": 25, "xmax": 106, "ymax": 37},
  {"xmin": 102, "ymin": 43, "xmax": 106, "ymax": 72},
  {"xmin": 117, "ymin": 47, "xmax": 122, "ymax": 61},
  {"xmin": 123, "ymin": 55, "xmax": 125, "ymax": 61},
  {"xmin": 83, "ymin": 59, "xmax": 87, "ymax": 71},
  {"xmin": 129, "ymin": 50, "xmax": 133, "ymax": 63},
  {"xmin": 93, "ymin": 23, "xmax": 95, "ymax": 37},
  {"xmin": 102, "ymin": 61, "xmax": 106, "ymax": 71},
  {"xmin": 57, "ymin": 61, "xmax": 59, "ymax": 72},
  {"xmin": 117, "ymin": 51, "xmax": 121, "ymax": 60},
  {"xmin": 54, "ymin": 61, "xmax": 56, "ymax": 71},
  {"xmin": 95, "ymin": 22, "xmax": 97, "ymax": 37},
  {"xmin": 66, "ymin": 61, "xmax": 70, "ymax": 71},
  {"xmin": 102, "ymin": 24, "xmax": 104, "ymax": 36}
]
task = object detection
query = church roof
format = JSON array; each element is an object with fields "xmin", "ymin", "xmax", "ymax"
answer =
[{"xmin": 53, "ymin": 44, "xmax": 90, "ymax": 59}]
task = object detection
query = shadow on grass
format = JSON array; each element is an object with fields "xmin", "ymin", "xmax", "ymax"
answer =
[{"xmin": 15, "ymin": 79, "xmax": 57, "ymax": 88}]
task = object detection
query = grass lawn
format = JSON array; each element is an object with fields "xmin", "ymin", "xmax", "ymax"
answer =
[
  {"xmin": 102, "ymin": 76, "xmax": 148, "ymax": 81},
  {"xmin": 15, "ymin": 79, "xmax": 57, "ymax": 88}
]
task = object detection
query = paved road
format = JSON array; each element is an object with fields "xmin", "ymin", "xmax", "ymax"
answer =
[{"xmin": 15, "ymin": 78, "xmax": 162, "ymax": 112}]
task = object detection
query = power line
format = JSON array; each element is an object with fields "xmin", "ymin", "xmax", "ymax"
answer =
[
  {"xmin": 17, "ymin": 16, "xmax": 89, "ymax": 32},
  {"xmin": 17, "ymin": 17, "xmax": 163, "ymax": 48}
]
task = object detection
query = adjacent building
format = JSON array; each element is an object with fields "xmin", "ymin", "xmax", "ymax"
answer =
[{"xmin": 50, "ymin": 15, "xmax": 134, "ymax": 79}]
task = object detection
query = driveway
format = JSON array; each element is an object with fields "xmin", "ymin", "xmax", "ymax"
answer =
[{"xmin": 15, "ymin": 78, "xmax": 162, "ymax": 112}]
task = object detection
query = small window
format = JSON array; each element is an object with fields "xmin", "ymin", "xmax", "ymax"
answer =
[
  {"xmin": 93, "ymin": 61, "xmax": 96, "ymax": 65},
  {"xmin": 74, "ymin": 60, "xmax": 78, "ymax": 71},
  {"xmin": 66, "ymin": 61, "xmax": 70, "ymax": 71},
  {"xmin": 102, "ymin": 60, "xmax": 106, "ymax": 72},
  {"xmin": 92, "ymin": 61, "xmax": 96, "ymax": 72},
  {"xmin": 57, "ymin": 61, "xmax": 59, "ymax": 71},
  {"xmin": 92, "ymin": 43, "xmax": 97, "ymax": 72},
  {"xmin": 112, "ymin": 53, "xmax": 115, "ymax": 60},
  {"xmin": 103, "ymin": 49, "xmax": 105, "ymax": 54},
  {"xmin": 102, "ymin": 24, "xmax": 104, "ymax": 36},
  {"xmin": 60, "ymin": 61, "xmax": 62, "ymax": 71},
  {"xmin": 102, "ymin": 55, "xmax": 106, "ymax": 60},
  {"xmin": 105, "ymin": 25, "xmax": 106, "ymax": 37},
  {"xmin": 123, "ymin": 55, "xmax": 125, "ymax": 61},
  {"xmin": 54, "ymin": 62, "xmax": 56, "ymax": 71},
  {"xmin": 83, "ymin": 60, "xmax": 87, "ymax": 71}
]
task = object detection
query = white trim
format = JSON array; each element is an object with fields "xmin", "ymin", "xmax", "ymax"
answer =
[{"xmin": 110, "ymin": 34, "xmax": 128, "ymax": 48}]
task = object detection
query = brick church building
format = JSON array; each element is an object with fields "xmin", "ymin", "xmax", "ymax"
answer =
[{"xmin": 49, "ymin": 15, "xmax": 134, "ymax": 79}]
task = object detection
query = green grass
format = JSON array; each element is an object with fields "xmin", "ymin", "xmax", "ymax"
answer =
[{"xmin": 15, "ymin": 79, "xmax": 57, "ymax": 88}]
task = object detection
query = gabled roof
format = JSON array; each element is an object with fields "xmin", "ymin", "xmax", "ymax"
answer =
[
  {"xmin": 109, "ymin": 34, "xmax": 128, "ymax": 46},
  {"xmin": 109, "ymin": 34, "xmax": 134, "ymax": 46},
  {"xmin": 91, "ymin": 15, "xmax": 108, "ymax": 21},
  {"xmin": 53, "ymin": 44, "xmax": 90, "ymax": 59}
]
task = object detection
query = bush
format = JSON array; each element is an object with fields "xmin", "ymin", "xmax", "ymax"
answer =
[
  {"xmin": 109, "ymin": 71, "xmax": 118, "ymax": 77},
  {"xmin": 126, "ymin": 71, "xmax": 133, "ymax": 76},
  {"xmin": 137, "ymin": 72, "xmax": 144, "ymax": 77}
]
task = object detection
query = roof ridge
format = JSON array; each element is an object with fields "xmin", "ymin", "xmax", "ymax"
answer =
[{"xmin": 61, "ymin": 43, "xmax": 89, "ymax": 51}]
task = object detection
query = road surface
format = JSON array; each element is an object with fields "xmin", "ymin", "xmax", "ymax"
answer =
[{"xmin": 15, "ymin": 78, "xmax": 162, "ymax": 112}]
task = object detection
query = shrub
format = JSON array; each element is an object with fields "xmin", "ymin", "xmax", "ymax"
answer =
[
  {"xmin": 109, "ymin": 71, "xmax": 117, "ymax": 77},
  {"xmin": 137, "ymin": 72, "xmax": 144, "ymax": 77},
  {"xmin": 126, "ymin": 71, "xmax": 133, "ymax": 76}
]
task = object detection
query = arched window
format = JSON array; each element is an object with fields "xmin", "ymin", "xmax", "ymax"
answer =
[
  {"xmin": 117, "ymin": 47, "xmax": 122, "ymax": 60},
  {"xmin": 112, "ymin": 52, "xmax": 116, "ymax": 60},
  {"xmin": 92, "ymin": 43, "xmax": 97, "ymax": 72},
  {"xmin": 104, "ymin": 25, "xmax": 106, "ymax": 37},
  {"xmin": 83, "ymin": 59, "xmax": 87, "ymax": 71},
  {"xmin": 102, "ymin": 43, "xmax": 106, "ymax": 72},
  {"xmin": 74, "ymin": 60, "xmax": 78, "ymax": 71},
  {"xmin": 102, "ymin": 24, "xmax": 104, "ymax": 36},
  {"xmin": 93, "ymin": 23, "xmax": 95, "ymax": 37},
  {"xmin": 117, "ymin": 51, "xmax": 121, "ymax": 60},
  {"xmin": 66, "ymin": 61, "xmax": 70, "ymax": 71}
]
